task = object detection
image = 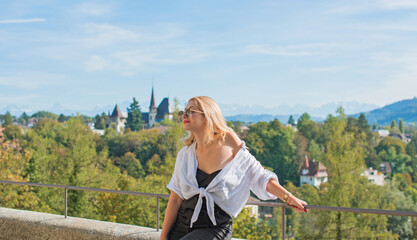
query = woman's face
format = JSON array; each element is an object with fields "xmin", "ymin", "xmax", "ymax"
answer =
[{"xmin": 182, "ymin": 101, "xmax": 206, "ymax": 132}]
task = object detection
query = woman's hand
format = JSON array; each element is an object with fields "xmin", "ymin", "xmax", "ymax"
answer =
[{"xmin": 288, "ymin": 195, "xmax": 308, "ymax": 213}]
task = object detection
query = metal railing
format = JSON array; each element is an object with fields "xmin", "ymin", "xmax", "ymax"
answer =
[{"xmin": 1, "ymin": 180, "xmax": 417, "ymax": 240}]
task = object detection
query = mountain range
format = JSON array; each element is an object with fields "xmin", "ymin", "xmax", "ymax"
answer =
[
  {"xmin": 351, "ymin": 97, "xmax": 417, "ymax": 125},
  {"xmin": 2, "ymin": 98, "xmax": 417, "ymax": 125}
]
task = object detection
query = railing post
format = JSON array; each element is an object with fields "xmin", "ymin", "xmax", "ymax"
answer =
[
  {"xmin": 156, "ymin": 196, "xmax": 160, "ymax": 232},
  {"xmin": 64, "ymin": 187, "xmax": 68, "ymax": 218},
  {"xmin": 282, "ymin": 206, "xmax": 285, "ymax": 240}
]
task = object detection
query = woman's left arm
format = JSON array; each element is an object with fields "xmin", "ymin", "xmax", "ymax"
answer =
[{"xmin": 266, "ymin": 179, "xmax": 308, "ymax": 213}]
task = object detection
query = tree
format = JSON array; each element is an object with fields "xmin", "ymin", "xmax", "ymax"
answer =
[
  {"xmin": 31, "ymin": 111, "xmax": 58, "ymax": 120},
  {"xmin": 288, "ymin": 115, "xmax": 295, "ymax": 126},
  {"xmin": 233, "ymin": 208, "xmax": 271, "ymax": 240},
  {"xmin": 296, "ymin": 108, "xmax": 396, "ymax": 239},
  {"xmin": 57, "ymin": 114, "xmax": 69, "ymax": 122},
  {"xmin": 399, "ymin": 119, "xmax": 404, "ymax": 134},
  {"xmin": 245, "ymin": 119, "xmax": 297, "ymax": 184},
  {"xmin": 2, "ymin": 111, "xmax": 13, "ymax": 127},
  {"xmin": 358, "ymin": 113, "xmax": 370, "ymax": 132},
  {"xmin": 126, "ymin": 98, "xmax": 143, "ymax": 131},
  {"xmin": 3, "ymin": 125, "xmax": 23, "ymax": 140},
  {"xmin": 18, "ymin": 112, "xmax": 29, "ymax": 125},
  {"xmin": 391, "ymin": 120, "xmax": 397, "ymax": 129},
  {"xmin": 0, "ymin": 137, "xmax": 43, "ymax": 211},
  {"xmin": 94, "ymin": 113, "xmax": 109, "ymax": 129},
  {"xmin": 297, "ymin": 113, "xmax": 324, "ymax": 145}
]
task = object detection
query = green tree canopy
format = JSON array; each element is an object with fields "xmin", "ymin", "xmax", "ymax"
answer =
[
  {"xmin": 288, "ymin": 115, "xmax": 295, "ymax": 126},
  {"xmin": 126, "ymin": 97, "xmax": 144, "ymax": 131},
  {"xmin": 2, "ymin": 111, "xmax": 13, "ymax": 127},
  {"xmin": 399, "ymin": 119, "xmax": 404, "ymax": 133}
]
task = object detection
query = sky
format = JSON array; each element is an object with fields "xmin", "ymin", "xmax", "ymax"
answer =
[{"xmin": 1, "ymin": 0, "xmax": 417, "ymax": 116}]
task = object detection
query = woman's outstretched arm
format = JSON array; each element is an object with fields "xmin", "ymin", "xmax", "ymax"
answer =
[
  {"xmin": 266, "ymin": 179, "xmax": 308, "ymax": 213},
  {"xmin": 160, "ymin": 191, "xmax": 183, "ymax": 240}
]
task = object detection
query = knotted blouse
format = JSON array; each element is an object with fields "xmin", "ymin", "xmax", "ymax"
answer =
[{"xmin": 167, "ymin": 141, "xmax": 278, "ymax": 228}]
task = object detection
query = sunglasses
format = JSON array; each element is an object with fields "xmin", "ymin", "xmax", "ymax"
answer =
[{"xmin": 178, "ymin": 107, "xmax": 204, "ymax": 118}]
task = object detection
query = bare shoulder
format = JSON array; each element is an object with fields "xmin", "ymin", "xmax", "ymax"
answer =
[{"xmin": 224, "ymin": 130, "xmax": 243, "ymax": 154}]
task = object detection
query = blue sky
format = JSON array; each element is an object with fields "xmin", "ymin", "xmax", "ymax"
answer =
[{"xmin": 1, "ymin": 0, "xmax": 417, "ymax": 116}]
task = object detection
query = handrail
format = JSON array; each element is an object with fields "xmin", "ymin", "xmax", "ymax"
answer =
[{"xmin": 1, "ymin": 180, "xmax": 417, "ymax": 240}]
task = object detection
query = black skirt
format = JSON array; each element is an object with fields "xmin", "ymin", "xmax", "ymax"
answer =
[{"xmin": 168, "ymin": 168, "xmax": 233, "ymax": 240}]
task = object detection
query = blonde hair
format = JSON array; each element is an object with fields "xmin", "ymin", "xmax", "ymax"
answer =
[{"xmin": 184, "ymin": 96, "xmax": 234, "ymax": 146}]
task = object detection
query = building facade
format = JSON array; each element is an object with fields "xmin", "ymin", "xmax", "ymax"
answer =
[
  {"xmin": 141, "ymin": 87, "xmax": 174, "ymax": 129},
  {"xmin": 109, "ymin": 104, "xmax": 126, "ymax": 133},
  {"xmin": 298, "ymin": 156, "xmax": 329, "ymax": 188}
]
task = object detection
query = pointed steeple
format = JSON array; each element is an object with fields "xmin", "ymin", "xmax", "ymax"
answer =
[
  {"xmin": 111, "ymin": 104, "xmax": 124, "ymax": 118},
  {"xmin": 150, "ymin": 86, "xmax": 156, "ymax": 109}
]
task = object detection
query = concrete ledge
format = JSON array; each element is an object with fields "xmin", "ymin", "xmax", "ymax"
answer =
[
  {"xmin": 0, "ymin": 207, "xmax": 160, "ymax": 239},
  {"xmin": 0, "ymin": 207, "xmax": 244, "ymax": 239}
]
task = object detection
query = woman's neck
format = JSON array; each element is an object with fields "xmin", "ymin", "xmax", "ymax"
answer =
[{"xmin": 194, "ymin": 132, "xmax": 218, "ymax": 151}]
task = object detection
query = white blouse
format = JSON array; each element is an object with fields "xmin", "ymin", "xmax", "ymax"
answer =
[{"xmin": 167, "ymin": 141, "xmax": 278, "ymax": 228}]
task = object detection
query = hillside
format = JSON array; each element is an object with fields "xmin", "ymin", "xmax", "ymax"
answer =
[
  {"xmin": 225, "ymin": 114, "xmax": 323, "ymax": 124},
  {"xmin": 352, "ymin": 97, "xmax": 417, "ymax": 125}
]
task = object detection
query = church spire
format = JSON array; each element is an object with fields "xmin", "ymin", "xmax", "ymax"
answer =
[{"xmin": 150, "ymin": 85, "xmax": 156, "ymax": 109}]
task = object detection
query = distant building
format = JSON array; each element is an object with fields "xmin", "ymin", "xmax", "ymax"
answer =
[
  {"xmin": 245, "ymin": 196, "xmax": 260, "ymax": 218},
  {"xmin": 141, "ymin": 87, "xmax": 174, "ymax": 129},
  {"xmin": 379, "ymin": 162, "xmax": 392, "ymax": 176},
  {"xmin": 362, "ymin": 167, "xmax": 385, "ymax": 186},
  {"xmin": 109, "ymin": 105, "xmax": 126, "ymax": 133},
  {"xmin": 373, "ymin": 129, "xmax": 390, "ymax": 138},
  {"xmin": 299, "ymin": 156, "xmax": 329, "ymax": 188},
  {"xmin": 27, "ymin": 118, "xmax": 38, "ymax": 128},
  {"xmin": 390, "ymin": 133, "xmax": 411, "ymax": 143}
]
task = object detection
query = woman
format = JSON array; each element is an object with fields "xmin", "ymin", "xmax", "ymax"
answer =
[{"xmin": 161, "ymin": 96, "xmax": 308, "ymax": 240}]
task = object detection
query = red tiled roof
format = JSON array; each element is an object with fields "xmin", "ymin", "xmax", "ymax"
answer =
[{"xmin": 298, "ymin": 158, "xmax": 328, "ymax": 177}]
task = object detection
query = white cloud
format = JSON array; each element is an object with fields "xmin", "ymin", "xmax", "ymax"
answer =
[
  {"xmin": 0, "ymin": 18, "xmax": 46, "ymax": 24},
  {"xmin": 84, "ymin": 55, "xmax": 108, "ymax": 72},
  {"xmin": 78, "ymin": 22, "xmax": 187, "ymax": 49},
  {"xmin": 83, "ymin": 45, "xmax": 211, "ymax": 74},
  {"xmin": 329, "ymin": 0, "xmax": 417, "ymax": 14},
  {"xmin": 244, "ymin": 43, "xmax": 340, "ymax": 56},
  {"xmin": 352, "ymin": 50, "xmax": 417, "ymax": 105},
  {"xmin": 378, "ymin": 0, "xmax": 417, "ymax": 9},
  {"xmin": 346, "ymin": 23, "xmax": 417, "ymax": 32},
  {"xmin": 0, "ymin": 73, "xmax": 65, "ymax": 89},
  {"xmin": 75, "ymin": 3, "xmax": 113, "ymax": 16},
  {"xmin": 294, "ymin": 66, "xmax": 346, "ymax": 73},
  {"xmin": 80, "ymin": 23, "xmax": 139, "ymax": 48}
]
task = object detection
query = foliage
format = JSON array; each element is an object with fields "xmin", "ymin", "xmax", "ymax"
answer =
[
  {"xmin": 297, "ymin": 113, "xmax": 325, "ymax": 145},
  {"xmin": 0, "ymin": 137, "xmax": 43, "ymax": 211},
  {"xmin": 287, "ymin": 115, "xmax": 295, "ymax": 126},
  {"xmin": 31, "ymin": 111, "xmax": 58, "ymax": 120},
  {"xmin": 3, "ymin": 125, "xmax": 24, "ymax": 140},
  {"xmin": 233, "ymin": 208, "xmax": 271, "ymax": 240},
  {"xmin": 126, "ymin": 97, "xmax": 144, "ymax": 131},
  {"xmin": 0, "ymin": 106, "xmax": 415, "ymax": 238},
  {"xmin": 293, "ymin": 108, "xmax": 397, "ymax": 239},
  {"xmin": 57, "ymin": 114, "xmax": 71, "ymax": 123},
  {"xmin": 19, "ymin": 112, "xmax": 30, "ymax": 125},
  {"xmin": 94, "ymin": 112, "xmax": 109, "ymax": 129},
  {"xmin": 1, "ymin": 111, "xmax": 13, "ymax": 127},
  {"xmin": 245, "ymin": 119, "xmax": 297, "ymax": 184}
]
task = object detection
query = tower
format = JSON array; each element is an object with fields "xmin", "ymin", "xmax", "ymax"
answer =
[{"xmin": 148, "ymin": 86, "xmax": 157, "ymax": 128}]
